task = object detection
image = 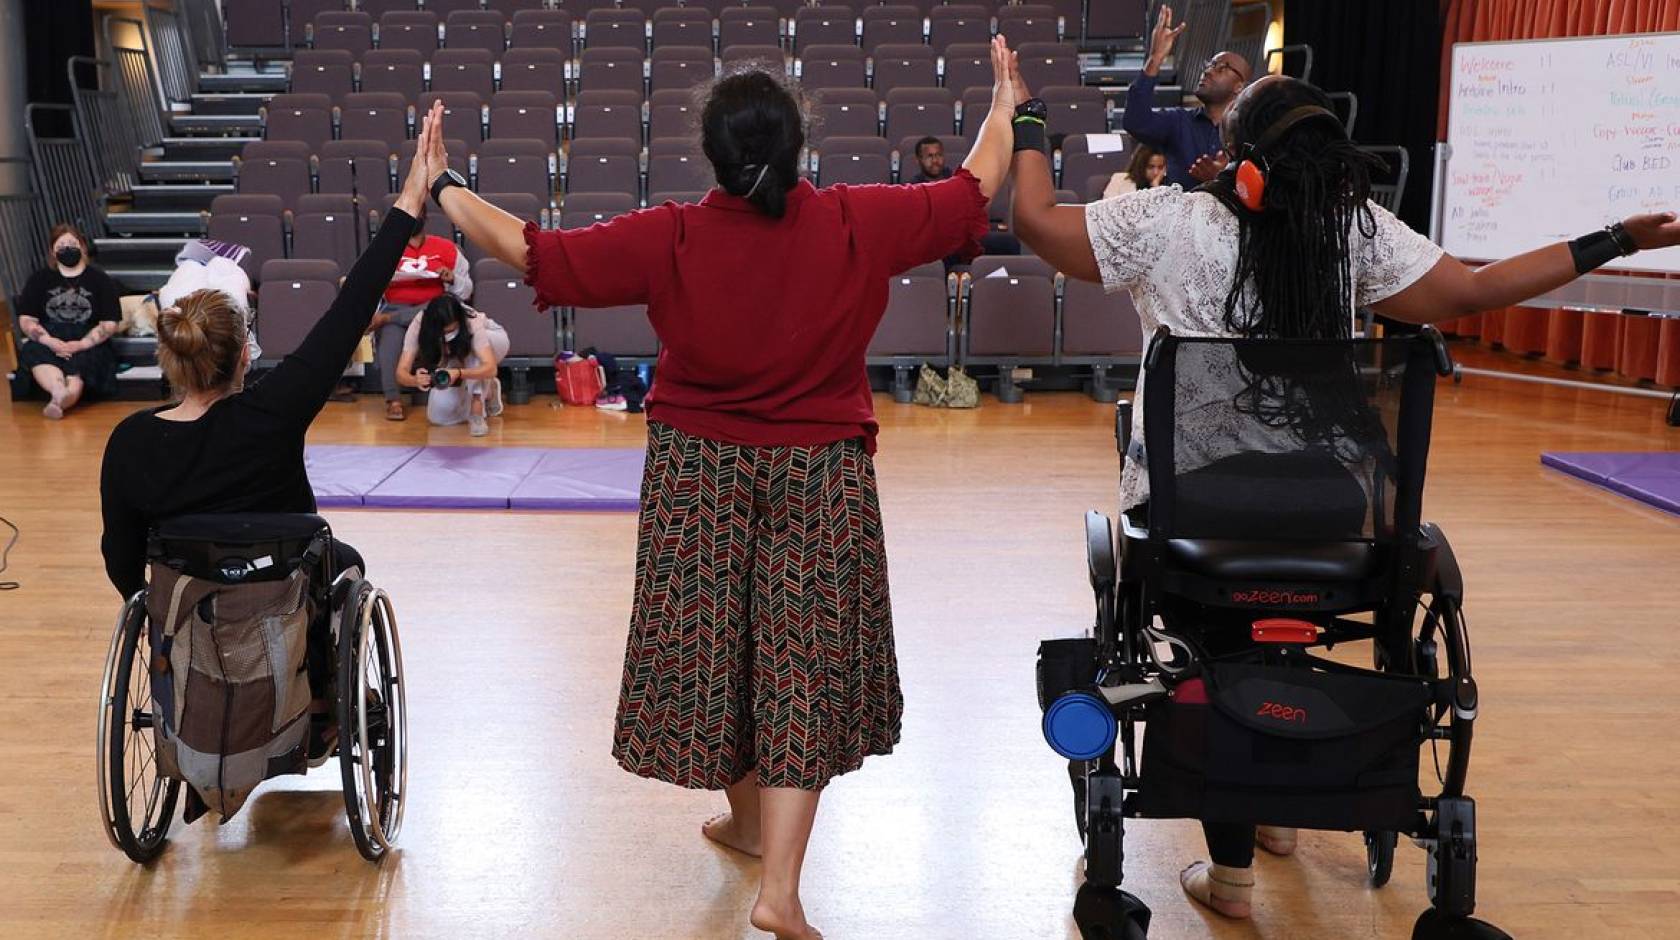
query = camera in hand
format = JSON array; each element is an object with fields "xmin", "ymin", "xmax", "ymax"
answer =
[{"xmin": 431, "ymin": 368, "xmax": 454, "ymax": 390}]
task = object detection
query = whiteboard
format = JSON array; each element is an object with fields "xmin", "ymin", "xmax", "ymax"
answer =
[{"xmin": 1439, "ymin": 33, "xmax": 1680, "ymax": 274}]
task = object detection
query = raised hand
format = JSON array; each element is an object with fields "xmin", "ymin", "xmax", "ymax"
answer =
[
  {"xmin": 423, "ymin": 100, "xmax": 450, "ymax": 187},
  {"xmin": 1622, "ymin": 212, "xmax": 1680, "ymax": 251},
  {"xmin": 394, "ymin": 104, "xmax": 435, "ymax": 216},
  {"xmin": 1147, "ymin": 5, "xmax": 1189, "ymax": 71},
  {"xmin": 989, "ymin": 35, "xmax": 1020, "ymax": 113},
  {"xmin": 1188, "ymin": 151, "xmax": 1230, "ymax": 183}
]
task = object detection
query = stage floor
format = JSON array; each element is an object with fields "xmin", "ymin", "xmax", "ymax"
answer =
[{"xmin": 3, "ymin": 349, "xmax": 1677, "ymax": 939}]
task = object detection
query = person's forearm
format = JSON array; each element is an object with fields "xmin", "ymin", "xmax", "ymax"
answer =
[
  {"xmin": 962, "ymin": 103, "xmax": 1013, "ymax": 200},
  {"xmin": 84, "ymin": 321, "xmax": 118, "ymax": 345},
  {"xmin": 1455, "ymin": 244, "xmax": 1578, "ymax": 318},
  {"xmin": 1120, "ymin": 73, "xmax": 1168, "ymax": 141},
  {"xmin": 18, "ymin": 316, "xmax": 46, "ymax": 343},
  {"xmin": 1010, "ymin": 149, "xmax": 1059, "ymax": 245},
  {"xmin": 454, "ymin": 360, "xmax": 498, "ymax": 381},
  {"xmin": 439, "ymin": 187, "xmax": 529, "ymax": 270}
]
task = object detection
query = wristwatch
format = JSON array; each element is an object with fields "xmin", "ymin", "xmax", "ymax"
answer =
[
  {"xmin": 1013, "ymin": 98, "xmax": 1049, "ymax": 123},
  {"xmin": 430, "ymin": 168, "xmax": 467, "ymax": 204}
]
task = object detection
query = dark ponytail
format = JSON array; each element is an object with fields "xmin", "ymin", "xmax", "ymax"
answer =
[{"xmin": 700, "ymin": 67, "xmax": 805, "ymax": 219}]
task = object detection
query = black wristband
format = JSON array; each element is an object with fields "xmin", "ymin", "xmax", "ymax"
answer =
[
  {"xmin": 1569, "ymin": 223, "xmax": 1638, "ymax": 275},
  {"xmin": 1013, "ymin": 116, "xmax": 1048, "ymax": 154}
]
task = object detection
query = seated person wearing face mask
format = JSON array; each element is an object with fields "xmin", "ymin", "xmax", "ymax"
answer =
[
  {"xmin": 367, "ymin": 207, "xmax": 472, "ymax": 421},
  {"xmin": 15, "ymin": 224, "xmax": 122, "ymax": 419}
]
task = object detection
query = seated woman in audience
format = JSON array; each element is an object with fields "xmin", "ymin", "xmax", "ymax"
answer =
[
  {"xmin": 1002, "ymin": 55, "xmax": 1680, "ymax": 920},
  {"xmin": 100, "ymin": 120, "xmax": 431, "ymax": 601},
  {"xmin": 396, "ymin": 294, "xmax": 508, "ymax": 435},
  {"xmin": 419, "ymin": 38, "xmax": 1015, "ymax": 940},
  {"xmin": 1102, "ymin": 144, "xmax": 1168, "ymax": 199},
  {"xmin": 16, "ymin": 224, "xmax": 121, "ymax": 419}
]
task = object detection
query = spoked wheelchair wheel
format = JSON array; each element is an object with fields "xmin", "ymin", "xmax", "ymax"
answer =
[
  {"xmin": 96, "ymin": 593, "xmax": 181, "ymax": 863},
  {"xmin": 336, "ymin": 580, "xmax": 408, "ymax": 862}
]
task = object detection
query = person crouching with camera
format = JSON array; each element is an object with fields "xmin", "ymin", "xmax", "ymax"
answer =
[{"xmin": 395, "ymin": 294, "xmax": 508, "ymax": 435}]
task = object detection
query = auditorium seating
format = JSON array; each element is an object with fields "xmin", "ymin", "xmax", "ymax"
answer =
[
  {"xmin": 290, "ymin": 193, "xmax": 362, "ymax": 272},
  {"xmin": 189, "ymin": 0, "xmax": 1148, "ymax": 392},
  {"xmin": 255, "ymin": 259, "xmax": 340, "ymax": 359}
]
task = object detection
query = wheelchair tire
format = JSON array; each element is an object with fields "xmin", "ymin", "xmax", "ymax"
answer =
[
  {"xmin": 336, "ymin": 580, "xmax": 408, "ymax": 863},
  {"xmin": 96, "ymin": 592, "xmax": 180, "ymax": 864},
  {"xmin": 1365, "ymin": 829, "xmax": 1397, "ymax": 887}
]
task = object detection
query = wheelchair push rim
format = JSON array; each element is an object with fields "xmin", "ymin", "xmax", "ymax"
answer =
[
  {"xmin": 96, "ymin": 591, "xmax": 181, "ymax": 863},
  {"xmin": 337, "ymin": 581, "xmax": 407, "ymax": 861}
]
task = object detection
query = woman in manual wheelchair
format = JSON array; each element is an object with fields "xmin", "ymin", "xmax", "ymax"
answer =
[
  {"xmin": 93, "ymin": 122, "xmax": 438, "ymax": 863},
  {"xmin": 999, "ymin": 44, "xmax": 1680, "ymax": 939}
]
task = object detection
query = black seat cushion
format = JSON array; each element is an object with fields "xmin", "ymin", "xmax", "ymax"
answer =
[{"xmin": 1165, "ymin": 539, "xmax": 1380, "ymax": 583}]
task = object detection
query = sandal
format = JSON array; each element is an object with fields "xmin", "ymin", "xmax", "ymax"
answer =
[{"xmin": 385, "ymin": 400, "xmax": 405, "ymax": 421}]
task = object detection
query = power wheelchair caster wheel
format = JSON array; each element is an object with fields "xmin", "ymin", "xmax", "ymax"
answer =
[
  {"xmin": 1074, "ymin": 884, "xmax": 1151, "ymax": 940},
  {"xmin": 1366, "ymin": 830, "xmax": 1397, "ymax": 887},
  {"xmin": 1411, "ymin": 909, "xmax": 1512, "ymax": 940}
]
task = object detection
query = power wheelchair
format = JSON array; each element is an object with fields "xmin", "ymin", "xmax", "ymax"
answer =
[
  {"xmin": 1037, "ymin": 328, "xmax": 1509, "ymax": 939},
  {"xmin": 96, "ymin": 513, "xmax": 408, "ymax": 863}
]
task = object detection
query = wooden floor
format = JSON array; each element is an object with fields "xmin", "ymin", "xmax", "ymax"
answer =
[{"xmin": 3, "ymin": 348, "xmax": 1678, "ymax": 939}]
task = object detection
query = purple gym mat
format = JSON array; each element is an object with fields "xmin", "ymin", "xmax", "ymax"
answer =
[
  {"xmin": 306, "ymin": 444, "xmax": 423, "ymax": 508},
  {"xmin": 509, "ymin": 448, "xmax": 646, "ymax": 511},
  {"xmin": 362, "ymin": 446, "xmax": 548, "ymax": 509},
  {"xmin": 1540, "ymin": 452, "xmax": 1680, "ymax": 516}
]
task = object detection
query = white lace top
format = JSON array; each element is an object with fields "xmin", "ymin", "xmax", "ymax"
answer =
[{"xmin": 1083, "ymin": 185, "xmax": 1445, "ymax": 509}]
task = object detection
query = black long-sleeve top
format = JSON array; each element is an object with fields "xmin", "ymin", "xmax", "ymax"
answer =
[{"xmin": 99, "ymin": 208, "xmax": 416, "ymax": 597}]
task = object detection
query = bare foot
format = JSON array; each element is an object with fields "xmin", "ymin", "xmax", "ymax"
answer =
[
  {"xmin": 42, "ymin": 399, "xmax": 64, "ymax": 420},
  {"xmin": 1179, "ymin": 861, "xmax": 1253, "ymax": 920},
  {"xmin": 750, "ymin": 897, "xmax": 823, "ymax": 940},
  {"xmin": 701, "ymin": 812, "xmax": 762, "ymax": 858},
  {"xmin": 1256, "ymin": 825, "xmax": 1297, "ymax": 857}
]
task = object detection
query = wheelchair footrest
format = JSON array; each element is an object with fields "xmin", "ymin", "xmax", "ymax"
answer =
[{"xmin": 1099, "ymin": 678, "xmax": 1168, "ymax": 708}]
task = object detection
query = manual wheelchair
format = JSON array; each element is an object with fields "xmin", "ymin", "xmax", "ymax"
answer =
[{"xmin": 96, "ymin": 513, "xmax": 407, "ymax": 863}]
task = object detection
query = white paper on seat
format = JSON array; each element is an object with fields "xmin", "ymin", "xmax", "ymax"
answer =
[{"xmin": 1086, "ymin": 133, "xmax": 1128, "ymax": 154}]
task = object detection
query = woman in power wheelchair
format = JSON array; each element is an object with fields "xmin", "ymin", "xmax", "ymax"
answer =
[
  {"xmin": 93, "ymin": 119, "xmax": 439, "ymax": 863},
  {"xmin": 999, "ymin": 45, "xmax": 1680, "ymax": 939}
]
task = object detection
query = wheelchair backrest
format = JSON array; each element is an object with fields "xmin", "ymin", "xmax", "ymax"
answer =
[
  {"xmin": 1140, "ymin": 329, "xmax": 1447, "ymax": 544},
  {"xmin": 142, "ymin": 513, "xmax": 333, "ymax": 822}
]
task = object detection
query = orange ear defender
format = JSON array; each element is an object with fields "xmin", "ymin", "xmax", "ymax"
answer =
[{"xmin": 1229, "ymin": 105, "xmax": 1343, "ymax": 212}]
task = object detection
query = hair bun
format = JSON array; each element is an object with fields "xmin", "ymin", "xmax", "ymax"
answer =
[{"xmin": 158, "ymin": 305, "xmax": 209, "ymax": 357}]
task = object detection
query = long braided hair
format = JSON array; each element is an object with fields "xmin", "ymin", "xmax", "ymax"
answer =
[{"xmin": 1218, "ymin": 78, "xmax": 1384, "ymax": 339}]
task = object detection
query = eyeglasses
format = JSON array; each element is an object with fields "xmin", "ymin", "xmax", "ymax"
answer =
[{"xmin": 1203, "ymin": 59, "xmax": 1243, "ymax": 78}]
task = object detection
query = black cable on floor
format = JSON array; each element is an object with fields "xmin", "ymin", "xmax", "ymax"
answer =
[{"xmin": 0, "ymin": 515, "xmax": 18, "ymax": 590}]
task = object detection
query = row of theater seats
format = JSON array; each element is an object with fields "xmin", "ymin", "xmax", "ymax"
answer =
[
  {"xmin": 262, "ymin": 85, "xmax": 1108, "ymax": 150},
  {"xmin": 248, "ymin": 252, "xmax": 1140, "ymax": 379},
  {"xmin": 288, "ymin": 40, "xmax": 1082, "ymax": 100},
  {"xmin": 230, "ymin": 130, "xmax": 1132, "ymax": 215},
  {"xmin": 301, "ymin": 4, "xmax": 1067, "ymax": 57}
]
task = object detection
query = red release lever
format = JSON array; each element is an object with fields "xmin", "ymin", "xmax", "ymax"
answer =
[{"xmin": 1251, "ymin": 618, "xmax": 1320, "ymax": 644}]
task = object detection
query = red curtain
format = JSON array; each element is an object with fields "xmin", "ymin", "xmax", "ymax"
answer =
[{"xmin": 1436, "ymin": 0, "xmax": 1680, "ymax": 386}]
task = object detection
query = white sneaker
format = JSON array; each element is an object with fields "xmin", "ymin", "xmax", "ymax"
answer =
[
  {"xmin": 469, "ymin": 412, "xmax": 489, "ymax": 436},
  {"xmin": 487, "ymin": 377, "xmax": 504, "ymax": 417}
]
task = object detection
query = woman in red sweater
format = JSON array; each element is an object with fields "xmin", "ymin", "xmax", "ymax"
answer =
[{"xmin": 422, "ymin": 39, "xmax": 1019, "ymax": 938}]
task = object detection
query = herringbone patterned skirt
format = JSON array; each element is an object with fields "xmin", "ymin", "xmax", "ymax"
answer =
[{"xmin": 612, "ymin": 422, "xmax": 904, "ymax": 791}]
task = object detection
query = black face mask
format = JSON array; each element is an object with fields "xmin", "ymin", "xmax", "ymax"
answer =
[{"xmin": 56, "ymin": 246, "xmax": 83, "ymax": 267}]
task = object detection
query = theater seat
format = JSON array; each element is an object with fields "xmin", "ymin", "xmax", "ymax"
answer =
[{"xmin": 1163, "ymin": 540, "xmax": 1380, "ymax": 584}]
